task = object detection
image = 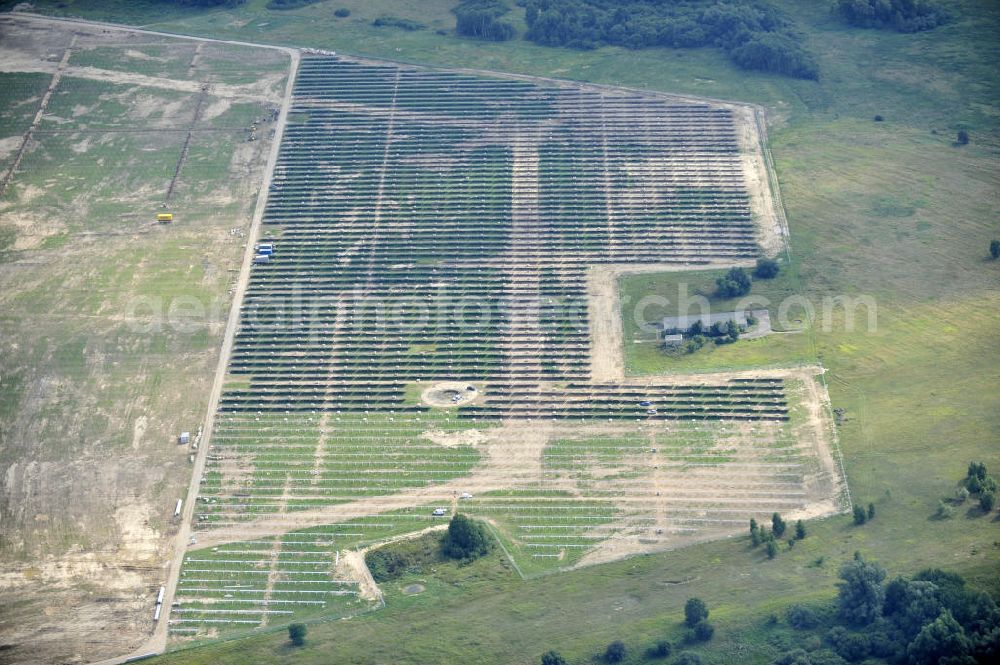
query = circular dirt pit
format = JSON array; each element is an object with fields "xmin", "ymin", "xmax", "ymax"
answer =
[
  {"xmin": 421, "ymin": 381, "xmax": 479, "ymax": 408},
  {"xmin": 402, "ymin": 584, "xmax": 425, "ymax": 595}
]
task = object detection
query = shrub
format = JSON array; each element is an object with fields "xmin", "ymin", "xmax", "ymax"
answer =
[
  {"xmin": 541, "ymin": 651, "xmax": 567, "ymax": 665},
  {"xmin": 371, "ymin": 15, "xmax": 425, "ymax": 30},
  {"xmin": 873, "ymin": 115, "xmax": 884, "ymax": 122},
  {"xmin": 692, "ymin": 620, "xmax": 715, "ymax": 642},
  {"xmin": 835, "ymin": 0, "xmax": 949, "ymax": 32},
  {"xmin": 266, "ymin": 0, "xmax": 321, "ymax": 9},
  {"xmin": 365, "ymin": 533, "xmax": 443, "ymax": 581},
  {"xmin": 956, "ymin": 130, "xmax": 969, "ymax": 145},
  {"xmin": 674, "ymin": 653, "xmax": 704, "ymax": 665},
  {"xmin": 853, "ymin": 505, "xmax": 867, "ymax": 525},
  {"xmin": 604, "ymin": 640, "xmax": 626, "ymax": 663},
  {"xmin": 684, "ymin": 597, "xmax": 709, "ymax": 627},
  {"xmin": 954, "ymin": 487, "xmax": 969, "ymax": 503},
  {"xmin": 334, "ymin": 7, "xmax": 350, "ymax": 17},
  {"xmin": 646, "ymin": 640, "xmax": 672, "ymax": 658},
  {"xmin": 935, "ymin": 500, "xmax": 954, "ymax": 519},
  {"xmin": 774, "ymin": 649, "xmax": 812, "ymax": 665},
  {"xmin": 767, "ymin": 539, "xmax": 779, "ymax": 559},
  {"xmin": 755, "ymin": 257, "xmax": 780, "ymax": 278},
  {"xmin": 867, "ymin": 503, "xmax": 876, "ymax": 520},
  {"xmin": 795, "ymin": 520, "xmax": 807, "ymax": 540},
  {"xmin": 826, "ymin": 625, "xmax": 870, "ymax": 661},
  {"xmin": 772, "ymin": 512, "xmax": 787, "ymax": 537},
  {"xmin": 991, "ymin": 240, "xmax": 1000, "ymax": 259},
  {"xmin": 787, "ymin": 604, "xmax": 820, "ymax": 629},
  {"xmin": 716, "ymin": 267, "xmax": 751, "ymax": 298},
  {"xmin": 980, "ymin": 490, "xmax": 996, "ymax": 512},
  {"xmin": 442, "ymin": 514, "xmax": 494, "ymax": 560},
  {"xmin": 288, "ymin": 623, "xmax": 307, "ymax": 646}
]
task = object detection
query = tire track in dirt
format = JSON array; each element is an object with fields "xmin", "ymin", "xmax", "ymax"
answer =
[{"xmin": 0, "ymin": 36, "xmax": 74, "ymax": 199}]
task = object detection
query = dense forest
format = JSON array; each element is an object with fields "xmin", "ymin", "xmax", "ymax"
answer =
[
  {"xmin": 520, "ymin": 0, "xmax": 819, "ymax": 79},
  {"xmin": 835, "ymin": 0, "xmax": 949, "ymax": 32}
]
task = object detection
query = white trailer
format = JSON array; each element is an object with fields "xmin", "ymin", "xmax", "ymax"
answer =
[{"xmin": 174, "ymin": 499, "xmax": 183, "ymax": 518}]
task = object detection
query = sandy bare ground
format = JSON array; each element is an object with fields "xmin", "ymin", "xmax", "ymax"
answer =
[{"xmin": 733, "ymin": 104, "xmax": 787, "ymax": 257}]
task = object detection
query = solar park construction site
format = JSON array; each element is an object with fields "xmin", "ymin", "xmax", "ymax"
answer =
[{"xmin": 164, "ymin": 54, "xmax": 848, "ymax": 640}]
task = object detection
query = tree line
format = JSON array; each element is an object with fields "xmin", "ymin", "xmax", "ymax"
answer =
[{"xmin": 521, "ymin": 0, "xmax": 819, "ymax": 79}]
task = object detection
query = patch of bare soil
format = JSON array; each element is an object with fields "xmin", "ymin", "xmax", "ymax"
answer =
[
  {"xmin": 338, "ymin": 550, "xmax": 381, "ymax": 603},
  {"xmin": 733, "ymin": 104, "xmax": 787, "ymax": 257},
  {"xmin": 421, "ymin": 381, "xmax": 480, "ymax": 408},
  {"xmin": 422, "ymin": 428, "xmax": 488, "ymax": 447}
]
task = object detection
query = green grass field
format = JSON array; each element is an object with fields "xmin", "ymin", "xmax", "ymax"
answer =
[
  {"xmin": 3, "ymin": 0, "xmax": 999, "ymax": 663},
  {"xmin": 619, "ymin": 267, "xmax": 819, "ymax": 373}
]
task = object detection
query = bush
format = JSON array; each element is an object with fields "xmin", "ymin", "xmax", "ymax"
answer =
[
  {"xmin": 774, "ymin": 649, "xmax": 812, "ymax": 665},
  {"xmin": 826, "ymin": 626, "xmax": 870, "ymax": 661},
  {"xmin": 334, "ymin": 7, "xmax": 350, "ymax": 17},
  {"xmin": 867, "ymin": 503, "xmax": 876, "ymax": 520},
  {"xmin": 853, "ymin": 505, "xmax": 867, "ymax": 525},
  {"xmin": 674, "ymin": 653, "xmax": 704, "ymax": 665},
  {"xmin": 956, "ymin": 130, "xmax": 969, "ymax": 145},
  {"xmin": 365, "ymin": 532, "xmax": 443, "ymax": 581},
  {"xmin": 684, "ymin": 597, "xmax": 709, "ymax": 627},
  {"xmin": 772, "ymin": 512, "xmax": 787, "ymax": 537},
  {"xmin": 755, "ymin": 257, "xmax": 780, "ymax": 278},
  {"xmin": 646, "ymin": 640, "xmax": 672, "ymax": 658},
  {"xmin": 835, "ymin": 0, "xmax": 948, "ymax": 32},
  {"xmin": 692, "ymin": 620, "xmax": 715, "ymax": 642},
  {"xmin": 980, "ymin": 490, "xmax": 996, "ymax": 512},
  {"xmin": 266, "ymin": 0, "xmax": 322, "ymax": 9},
  {"xmin": 604, "ymin": 640, "xmax": 626, "ymax": 663},
  {"xmin": 372, "ymin": 15, "xmax": 425, "ymax": 30},
  {"xmin": 795, "ymin": 520, "xmax": 807, "ymax": 540},
  {"xmin": 716, "ymin": 267, "xmax": 752, "ymax": 297},
  {"xmin": 873, "ymin": 115, "xmax": 884, "ymax": 122},
  {"xmin": 788, "ymin": 604, "xmax": 820, "ymax": 629},
  {"xmin": 541, "ymin": 651, "xmax": 567, "ymax": 665},
  {"xmin": 935, "ymin": 500, "xmax": 954, "ymax": 519},
  {"xmin": 442, "ymin": 514, "xmax": 494, "ymax": 560},
  {"xmin": 991, "ymin": 239, "xmax": 1000, "ymax": 259},
  {"xmin": 767, "ymin": 539, "xmax": 779, "ymax": 559},
  {"xmin": 954, "ymin": 487, "xmax": 969, "ymax": 503},
  {"xmin": 288, "ymin": 623, "xmax": 307, "ymax": 646}
]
